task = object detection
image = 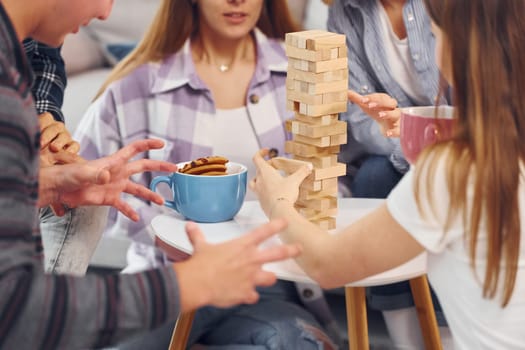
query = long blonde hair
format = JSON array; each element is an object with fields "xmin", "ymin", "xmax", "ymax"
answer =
[
  {"xmin": 419, "ymin": 0, "xmax": 525, "ymax": 306},
  {"xmin": 95, "ymin": 0, "xmax": 299, "ymax": 98}
]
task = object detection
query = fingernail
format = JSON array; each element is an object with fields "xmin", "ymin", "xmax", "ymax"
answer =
[
  {"xmin": 368, "ymin": 102, "xmax": 378, "ymax": 108},
  {"xmin": 378, "ymin": 112, "xmax": 386, "ymax": 119},
  {"xmin": 361, "ymin": 97, "xmax": 370, "ymax": 104}
]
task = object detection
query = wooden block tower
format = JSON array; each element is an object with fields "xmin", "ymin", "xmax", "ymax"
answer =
[{"xmin": 283, "ymin": 30, "xmax": 348, "ymax": 230}]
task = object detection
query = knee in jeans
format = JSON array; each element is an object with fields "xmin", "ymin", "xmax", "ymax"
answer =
[{"xmin": 262, "ymin": 319, "xmax": 337, "ymax": 350}]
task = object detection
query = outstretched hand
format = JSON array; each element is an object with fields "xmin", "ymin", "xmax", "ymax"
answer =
[
  {"xmin": 348, "ymin": 90, "xmax": 400, "ymax": 137},
  {"xmin": 174, "ymin": 219, "xmax": 302, "ymax": 311},
  {"xmin": 38, "ymin": 139, "xmax": 178, "ymax": 220},
  {"xmin": 250, "ymin": 149, "xmax": 312, "ymax": 218}
]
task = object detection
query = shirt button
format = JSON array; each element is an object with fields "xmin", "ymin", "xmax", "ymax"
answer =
[
  {"xmin": 249, "ymin": 94, "xmax": 259, "ymax": 104},
  {"xmin": 412, "ymin": 53, "xmax": 420, "ymax": 61},
  {"xmin": 361, "ymin": 85, "xmax": 369, "ymax": 93},
  {"xmin": 302, "ymin": 288, "xmax": 314, "ymax": 298},
  {"xmin": 407, "ymin": 12, "xmax": 414, "ymax": 21}
]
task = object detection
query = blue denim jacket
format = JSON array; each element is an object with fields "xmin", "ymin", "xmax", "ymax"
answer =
[{"xmin": 328, "ymin": 0, "xmax": 441, "ymax": 174}]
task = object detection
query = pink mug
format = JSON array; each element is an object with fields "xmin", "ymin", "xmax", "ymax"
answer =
[{"xmin": 400, "ymin": 106, "xmax": 455, "ymax": 164}]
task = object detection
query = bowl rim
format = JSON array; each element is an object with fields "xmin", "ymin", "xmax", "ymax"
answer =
[{"xmin": 175, "ymin": 161, "xmax": 248, "ymax": 177}]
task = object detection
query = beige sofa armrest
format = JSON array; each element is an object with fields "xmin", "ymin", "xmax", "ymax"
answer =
[{"xmin": 61, "ymin": 29, "xmax": 108, "ymax": 76}]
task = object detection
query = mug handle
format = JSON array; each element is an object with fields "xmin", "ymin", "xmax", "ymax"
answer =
[
  {"xmin": 423, "ymin": 123, "xmax": 439, "ymax": 143},
  {"xmin": 150, "ymin": 175, "xmax": 178, "ymax": 211}
]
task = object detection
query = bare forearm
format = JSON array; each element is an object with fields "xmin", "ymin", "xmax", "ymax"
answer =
[
  {"xmin": 38, "ymin": 166, "xmax": 60, "ymax": 208},
  {"xmin": 269, "ymin": 199, "xmax": 339, "ymax": 287}
]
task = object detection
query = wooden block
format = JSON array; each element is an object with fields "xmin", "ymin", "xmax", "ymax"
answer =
[
  {"xmin": 294, "ymin": 134, "xmax": 332, "ymax": 147},
  {"xmin": 330, "ymin": 47, "xmax": 339, "ymax": 59},
  {"xmin": 289, "ymin": 57, "xmax": 347, "ymax": 73},
  {"xmin": 307, "ymin": 80, "xmax": 348, "ymax": 95},
  {"xmin": 287, "ymin": 90, "xmax": 323, "ymax": 105},
  {"xmin": 285, "ymin": 140, "xmax": 340, "ymax": 157},
  {"xmin": 296, "ymin": 196, "xmax": 337, "ymax": 211},
  {"xmin": 286, "ymin": 99, "xmax": 298, "ymax": 112},
  {"xmin": 294, "ymin": 154, "xmax": 338, "ymax": 168},
  {"xmin": 297, "ymin": 206, "xmax": 338, "ymax": 221},
  {"xmin": 311, "ymin": 216, "xmax": 337, "ymax": 230},
  {"xmin": 338, "ymin": 46, "xmax": 348, "ymax": 58},
  {"xmin": 309, "ymin": 57, "xmax": 348, "ymax": 73},
  {"xmin": 288, "ymin": 90, "xmax": 346, "ymax": 106},
  {"xmin": 290, "ymin": 58, "xmax": 310, "ymax": 71},
  {"xmin": 298, "ymin": 185, "xmax": 338, "ymax": 201},
  {"xmin": 306, "ymin": 33, "xmax": 346, "ymax": 50},
  {"xmin": 285, "ymin": 45, "xmax": 339, "ymax": 62},
  {"xmin": 269, "ymin": 157, "xmax": 312, "ymax": 175},
  {"xmin": 294, "ymin": 113, "xmax": 338, "ymax": 126},
  {"xmin": 285, "ymin": 118, "xmax": 292, "ymax": 132},
  {"xmin": 307, "ymin": 163, "xmax": 346, "ymax": 180},
  {"xmin": 284, "ymin": 30, "xmax": 325, "ymax": 49},
  {"xmin": 285, "ymin": 77, "xmax": 295, "ymax": 90},
  {"xmin": 300, "ymin": 177, "xmax": 338, "ymax": 192},
  {"xmin": 330, "ymin": 133, "xmax": 347, "ymax": 146},
  {"xmin": 285, "ymin": 32, "xmax": 298, "ymax": 47},
  {"xmin": 323, "ymin": 91, "xmax": 347, "ymax": 104},
  {"xmin": 294, "ymin": 132, "xmax": 347, "ymax": 147},
  {"xmin": 287, "ymin": 68, "xmax": 348, "ymax": 84},
  {"xmin": 285, "ymin": 30, "xmax": 332, "ymax": 48},
  {"xmin": 300, "ymin": 101, "xmax": 348, "ymax": 116},
  {"xmin": 285, "ymin": 45, "xmax": 347, "ymax": 62},
  {"xmin": 291, "ymin": 120, "xmax": 346, "ymax": 138}
]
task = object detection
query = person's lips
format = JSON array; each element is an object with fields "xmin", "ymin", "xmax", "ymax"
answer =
[{"xmin": 223, "ymin": 12, "xmax": 248, "ymax": 24}]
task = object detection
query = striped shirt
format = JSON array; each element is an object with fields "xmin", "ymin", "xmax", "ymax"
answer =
[
  {"xmin": 75, "ymin": 29, "xmax": 292, "ymax": 266},
  {"xmin": 0, "ymin": 5, "xmax": 180, "ymax": 349},
  {"xmin": 328, "ymin": 0, "xmax": 442, "ymax": 174}
]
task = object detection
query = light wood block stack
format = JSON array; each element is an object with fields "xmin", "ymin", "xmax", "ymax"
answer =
[{"xmin": 283, "ymin": 30, "xmax": 348, "ymax": 230}]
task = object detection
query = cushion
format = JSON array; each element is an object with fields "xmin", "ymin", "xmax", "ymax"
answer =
[
  {"xmin": 85, "ymin": 0, "xmax": 161, "ymax": 64},
  {"xmin": 61, "ymin": 29, "xmax": 107, "ymax": 75}
]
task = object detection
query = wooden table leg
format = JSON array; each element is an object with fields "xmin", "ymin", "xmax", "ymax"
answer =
[
  {"xmin": 168, "ymin": 311, "xmax": 196, "ymax": 350},
  {"xmin": 409, "ymin": 275, "xmax": 442, "ymax": 350},
  {"xmin": 345, "ymin": 286, "xmax": 369, "ymax": 350}
]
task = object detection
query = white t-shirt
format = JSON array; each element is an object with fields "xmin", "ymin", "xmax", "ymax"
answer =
[
  {"xmin": 213, "ymin": 107, "xmax": 260, "ymax": 200},
  {"xmin": 377, "ymin": 1, "xmax": 427, "ymax": 105},
  {"xmin": 387, "ymin": 155, "xmax": 525, "ymax": 349}
]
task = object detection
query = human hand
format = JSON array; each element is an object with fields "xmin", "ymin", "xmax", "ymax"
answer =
[
  {"xmin": 250, "ymin": 149, "xmax": 312, "ymax": 218},
  {"xmin": 39, "ymin": 112, "xmax": 86, "ymax": 212},
  {"xmin": 39, "ymin": 139, "xmax": 178, "ymax": 220},
  {"xmin": 39, "ymin": 112, "xmax": 80, "ymax": 155},
  {"xmin": 174, "ymin": 219, "xmax": 302, "ymax": 311},
  {"xmin": 348, "ymin": 90, "xmax": 400, "ymax": 137}
]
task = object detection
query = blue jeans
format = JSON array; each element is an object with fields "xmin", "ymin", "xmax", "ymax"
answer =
[
  {"xmin": 349, "ymin": 155, "xmax": 404, "ymax": 198},
  {"xmin": 40, "ymin": 206, "xmax": 109, "ymax": 275},
  {"xmin": 116, "ymin": 281, "xmax": 337, "ymax": 350}
]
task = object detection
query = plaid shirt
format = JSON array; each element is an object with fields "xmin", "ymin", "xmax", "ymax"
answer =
[
  {"xmin": 0, "ymin": 5, "xmax": 180, "ymax": 349},
  {"xmin": 329, "ymin": 0, "xmax": 442, "ymax": 174},
  {"xmin": 23, "ymin": 38, "xmax": 66, "ymax": 122},
  {"xmin": 75, "ymin": 29, "xmax": 292, "ymax": 263}
]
